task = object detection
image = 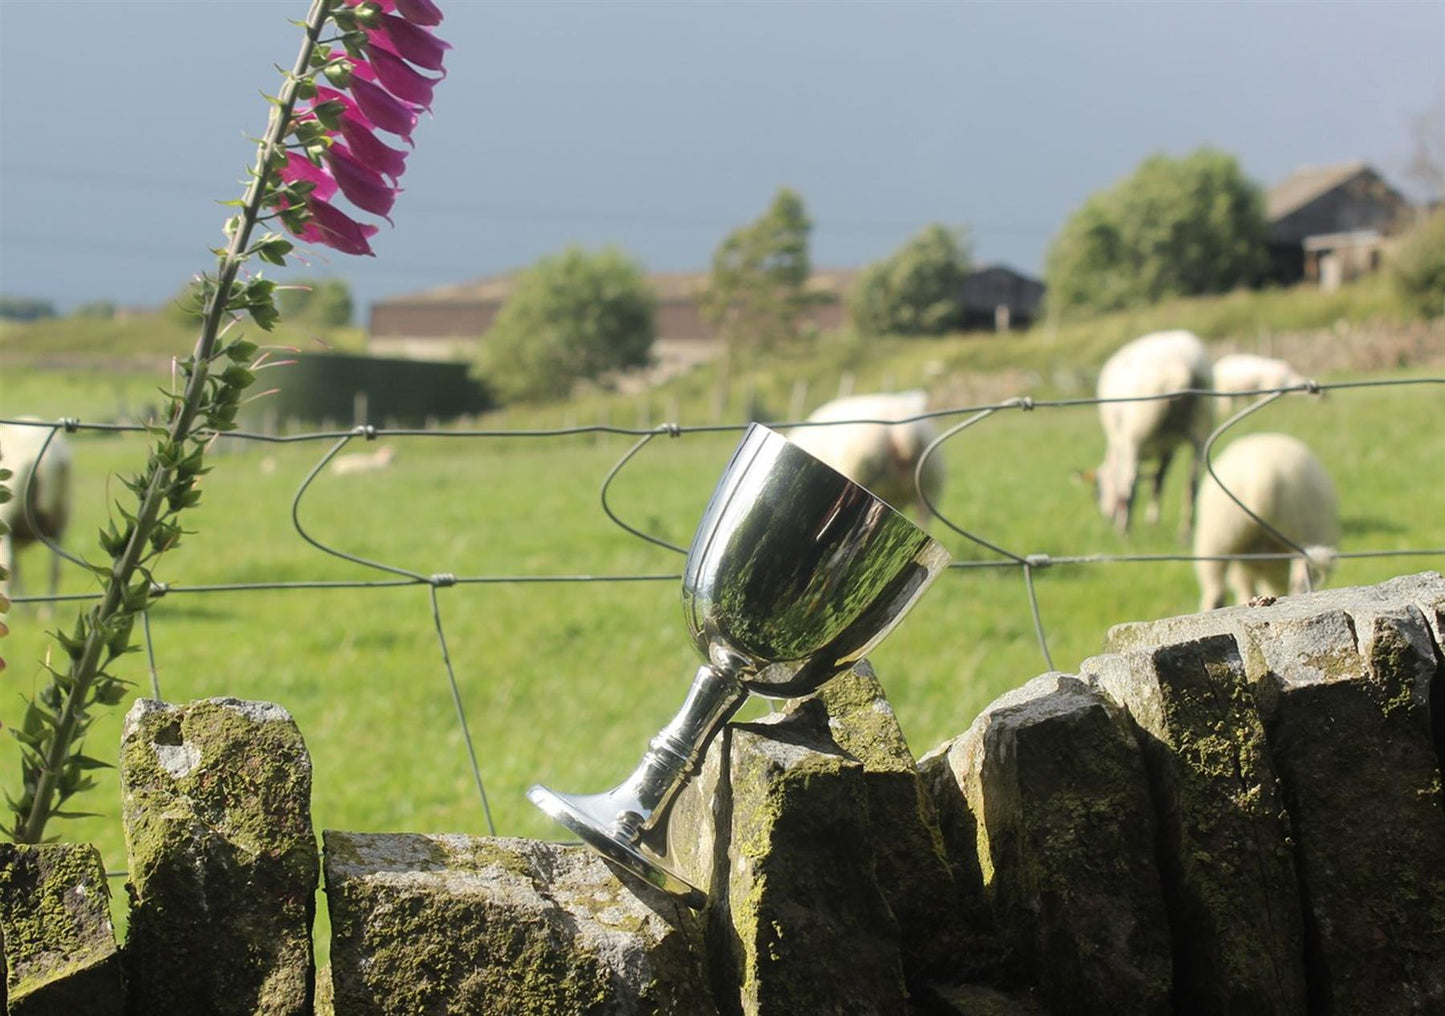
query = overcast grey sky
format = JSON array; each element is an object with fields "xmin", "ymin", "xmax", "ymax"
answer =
[{"xmin": 0, "ymin": 1, "xmax": 1441, "ymax": 317}]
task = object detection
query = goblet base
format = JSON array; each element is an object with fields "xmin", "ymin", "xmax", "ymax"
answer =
[{"xmin": 526, "ymin": 784, "xmax": 706, "ymax": 909}]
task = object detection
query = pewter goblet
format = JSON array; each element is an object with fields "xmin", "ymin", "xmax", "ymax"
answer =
[{"xmin": 528, "ymin": 422, "xmax": 951, "ymax": 906}]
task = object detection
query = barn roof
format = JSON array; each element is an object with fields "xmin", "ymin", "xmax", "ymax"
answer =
[
  {"xmin": 1266, "ymin": 161, "xmax": 1370, "ymax": 222},
  {"xmin": 375, "ymin": 273, "xmax": 517, "ymax": 305}
]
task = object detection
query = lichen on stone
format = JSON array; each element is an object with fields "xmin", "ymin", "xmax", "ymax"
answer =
[
  {"xmin": 0, "ymin": 842, "xmax": 122, "ymax": 1014},
  {"xmin": 120, "ymin": 697, "xmax": 317, "ymax": 1016}
]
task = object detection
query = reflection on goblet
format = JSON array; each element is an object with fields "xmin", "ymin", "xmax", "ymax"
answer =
[{"xmin": 528, "ymin": 422, "xmax": 951, "ymax": 906}]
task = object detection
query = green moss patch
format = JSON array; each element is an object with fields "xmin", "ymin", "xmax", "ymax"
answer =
[{"xmin": 0, "ymin": 842, "xmax": 123, "ymax": 1015}]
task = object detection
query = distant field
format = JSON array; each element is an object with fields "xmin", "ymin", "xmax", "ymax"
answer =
[
  {"xmin": 2, "ymin": 296, "xmax": 1442, "ymax": 962},
  {"xmin": 0, "ymin": 313, "xmax": 366, "ymax": 363}
]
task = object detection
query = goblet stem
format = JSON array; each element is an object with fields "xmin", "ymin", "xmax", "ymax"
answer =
[
  {"xmin": 527, "ymin": 662, "xmax": 748, "ymax": 905},
  {"xmin": 613, "ymin": 663, "xmax": 748, "ymax": 840}
]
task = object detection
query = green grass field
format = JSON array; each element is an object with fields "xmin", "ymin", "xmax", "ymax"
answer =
[{"xmin": 2, "ymin": 317, "xmax": 1442, "ymax": 962}]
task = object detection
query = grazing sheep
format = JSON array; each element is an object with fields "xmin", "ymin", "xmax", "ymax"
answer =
[
  {"xmin": 1212, "ymin": 353, "xmax": 1312, "ymax": 413},
  {"xmin": 787, "ymin": 391, "xmax": 944, "ymax": 522},
  {"xmin": 1093, "ymin": 330, "xmax": 1214, "ymax": 536},
  {"xmin": 329, "ymin": 444, "xmax": 396, "ymax": 476},
  {"xmin": 0, "ymin": 419, "xmax": 73, "ymax": 605},
  {"xmin": 1193, "ymin": 432, "xmax": 1339, "ymax": 611}
]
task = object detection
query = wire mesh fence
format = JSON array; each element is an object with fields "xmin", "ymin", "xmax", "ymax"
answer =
[{"xmin": 2, "ymin": 374, "xmax": 1443, "ymax": 839}]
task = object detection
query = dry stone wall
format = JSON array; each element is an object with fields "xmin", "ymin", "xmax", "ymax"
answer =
[{"xmin": 1, "ymin": 573, "xmax": 1442, "ymax": 1014}]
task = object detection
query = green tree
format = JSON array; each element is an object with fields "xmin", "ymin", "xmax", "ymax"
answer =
[
  {"xmin": 476, "ymin": 245, "xmax": 656, "ymax": 402},
  {"xmin": 277, "ymin": 277, "xmax": 354, "ymax": 326},
  {"xmin": 1044, "ymin": 148, "xmax": 1267, "ymax": 316},
  {"xmin": 702, "ymin": 187, "xmax": 813, "ymax": 351},
  {"xmin": 849, "ymin": 223, "xmax": 972, "ymax": 336},
  {"xmin": 1391, "ymin": 209, "xmax": 1445, "ymax": 317},
  {"xmin": 0, "ymin": 297, "xmax": 57, "ymax": 321}
]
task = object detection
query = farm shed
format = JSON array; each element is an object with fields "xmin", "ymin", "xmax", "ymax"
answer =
[
  {"xmin": 1266, "ymin": 162, "xmax": 1413, "ymax": 288},
  {"xmin": 957, "ymin": 263, "xmax": 1045, "ymax": 331},
  {"xmin": 366, "ymin": 275, "xmax": 513, "ymax": 361},
  {"xmin": 366, "ymin": 269, "xmax": 858, "ymax": 366}
]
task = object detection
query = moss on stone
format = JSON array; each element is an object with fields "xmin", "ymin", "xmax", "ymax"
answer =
[
  {"xmin": 798, "ymin": 662, "xmax": 915, "ymax": 773},
  {"xmin": 720, "ymin": 724, "xmax": 908, "ymax": 1014},
  {"xmin": 325, "ymin": 834, "xmax": 712, "ymax": 1015},
  {"xmin": 787, "ymin": 664, "xmax": 965, "ymax": 980},
  {"xmin": 0, "ymin": 843, "xmax": 122, "ymax": 1015},
  {"xmin": 1253, "ymin": 609, "xmax": 1445, "ymax": 1008},
  {"xmin": 121, "ymin": 698, "xmax": 317, "ymax": 1016}
]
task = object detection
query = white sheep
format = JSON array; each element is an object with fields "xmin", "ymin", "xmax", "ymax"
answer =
[
  {"xmin": 0, "ymin": 419, "xmax": 74, "ymax": 606},
  {"xmin": 1093, "ymin": 330, "xmax": 1214, "ymax": 536},
  {"xmin": 787, "ymin": 391, "xmax": 944, "ymax": 522},
  {"xmin": 1211, "ymin": 353, "xmax": 1313, "ymax": 413},
  {"xmin": 329, "ymin": 444, "xmax": 396, "ymax": 476},
  {"xmin": 1193, "ymin": 432, "xmax": 1339, "ymax": 611}
]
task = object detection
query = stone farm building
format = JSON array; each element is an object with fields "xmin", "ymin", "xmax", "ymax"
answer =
[
  {"xmin": 368, "ymin": 265, "xmax": 1045, "ymax": 366},
  {"xmin": 368, "ymin": 269, "xmax": 852, "ymax": 367},
  {"xmin": 1266, "ymin": 162, "xmax": 1415, "ymax": 289}
]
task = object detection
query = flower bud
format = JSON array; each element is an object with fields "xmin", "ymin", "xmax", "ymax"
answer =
[
  {"xmin": 312, "ymin": 98, "xmax": 349, "ymax": 131},
  {"xmin": 353, "ymin": 2, "xmax": 384, "ymax": 28},
  {"xmin": 323, "ymin": 59, "xmax": 354, "ymax": 89}
]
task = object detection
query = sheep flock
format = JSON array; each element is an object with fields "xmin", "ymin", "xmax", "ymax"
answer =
[
  {"xmin": 784, "ymin": 329, "xmax": 1335, "ymax": 613},
  {"xmin": 3, "ymin": 328, "xmax": 1340, "ymax": 618}
]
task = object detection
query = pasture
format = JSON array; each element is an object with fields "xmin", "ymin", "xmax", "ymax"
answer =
[{"xmin": 1, "ymin": 351, "xmax": 1442, "ymax": 957}]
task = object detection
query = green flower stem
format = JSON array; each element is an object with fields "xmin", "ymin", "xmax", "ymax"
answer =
[{"xmin": 15, "ymin": 0, "xmax": 336, "ymax": 845}]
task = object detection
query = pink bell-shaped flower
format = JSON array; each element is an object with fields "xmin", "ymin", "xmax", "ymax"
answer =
[
  {"xmin": 360, "ymin": 47, "xmax": 441, "ymax": 111},
  {"xmin": 337, "ymin": 110, "xmax": 408, "ymax": 183},
  {"xmin": 278, "ymin": 151, "xmax": 338, "ymax": 203},
  {"xmin": 368, "ymin": 13, "xmax": 450, "ymax": 72},
  {"xmin": 348, "ymin": 75, "xmax": 418, "ymax": 141},
  {"xmin": 326, "ymin": 144, "xmax": 399, "ymax": 221},
  {"xmin": 298, "ymin": 198, "xmax": 380, "ymax": 256}
]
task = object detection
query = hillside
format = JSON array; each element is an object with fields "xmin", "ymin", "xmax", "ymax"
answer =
[{"xmin": 3, "ymin": 275, "xmax": 1442, "ymax": 430}]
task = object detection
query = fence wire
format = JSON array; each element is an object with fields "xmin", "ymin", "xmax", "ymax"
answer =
[{"xmin": 2, "ymin": 374, "xmax": 1443, "ymax": 834}]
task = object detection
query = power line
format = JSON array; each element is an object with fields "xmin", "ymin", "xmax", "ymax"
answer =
[{"xmin": 0, "ymin": 162, "xmax": 1057, "ymax": 237}]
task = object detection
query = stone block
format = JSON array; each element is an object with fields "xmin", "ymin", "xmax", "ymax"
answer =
[
  {"xmin": 1105, "ymin": 570, "xmax": 1445, "ymax": 658},
  {"xmin": 697, "ymin": 702, "xmax": 909, "ymax": 1016},
  {"xmin": 932, "ymin": 673, "xmax": 1171, "ymax": 1014},
  {"xmin": 1101, "ymin": 572, "xmax": 1445, "ymax": 1010},
  {"xmin": 788, "ymin": 661, "xmax": 961, "ymax": 979},
  {"xmin": 323, "ymin": 832, "xmax": 714, "ymax": 1016},
  {"xmin": 916, "ymin": 741, "xmax": 1004, "ymax": 984},
  {"xmin": 1083, "ymin": 636, "xmax": 1307, "ymax": 1013},
  {"xmin": 120, "ymin": 698, "xmax": 317, "ymax": 1016},
  {"xmin": 0, "ymin": 842, "xmax": 122, "ymax": 1016},
  {"xmin": 1253, "ymin": 605, "xmax": 1445, "ymax": 1009}
]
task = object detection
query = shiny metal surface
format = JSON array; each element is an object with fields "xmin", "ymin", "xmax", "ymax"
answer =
[
  {"xmin": 683, "ymin": 423, "xmax": 952, "ymax": 696},
  {"xmin": 529, "ymin": 423, "xmax": 951, "ymax": 906}
]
